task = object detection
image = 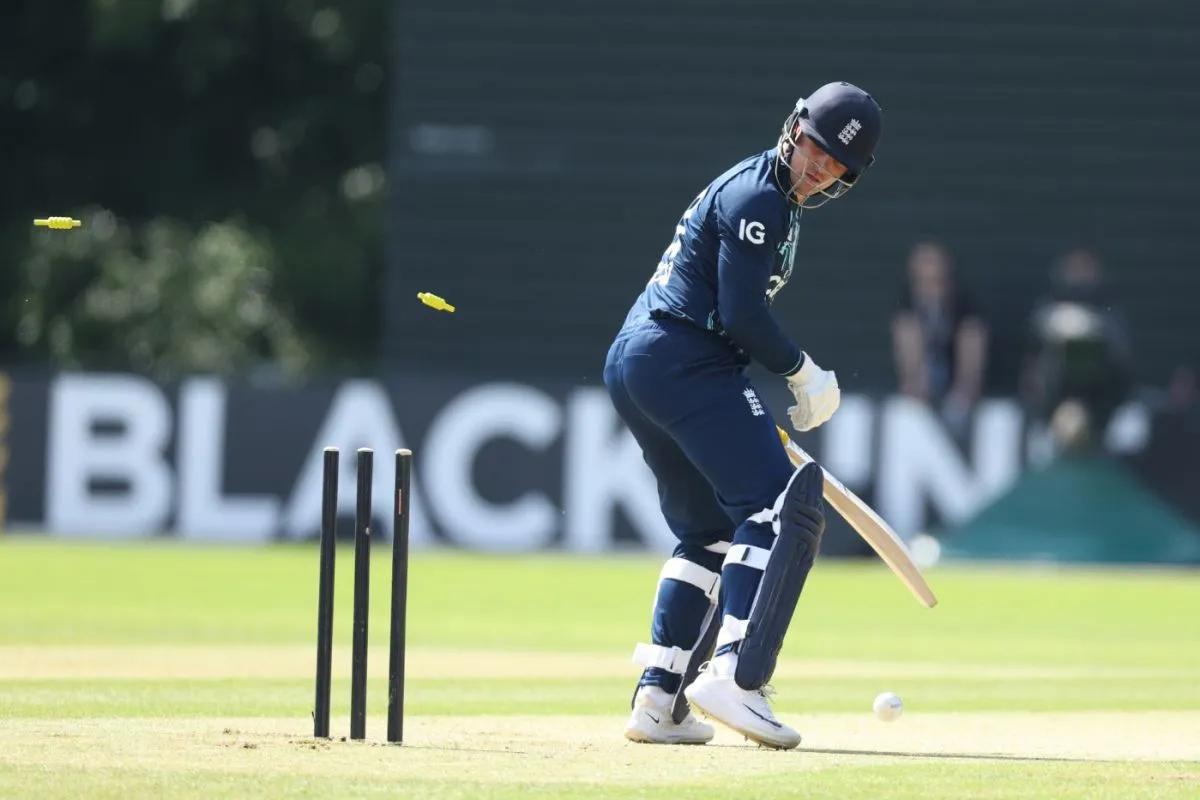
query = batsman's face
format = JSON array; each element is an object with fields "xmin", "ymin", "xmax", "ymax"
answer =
[{"xmin": 789, "ymin": 134, "xmax": 848, "ymax": 198}]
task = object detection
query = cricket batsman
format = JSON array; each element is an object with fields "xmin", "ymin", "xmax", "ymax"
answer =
[{"xmin": 603, "ymin": 82, "xmax": 883, "ymax": 749}]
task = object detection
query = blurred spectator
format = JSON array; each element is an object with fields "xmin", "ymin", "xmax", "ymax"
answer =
[
  {"xmin": 1130, "ymin": 365, "xmax": 1194, "ymax": 417},
  {"xmin": 891, "ymin": 241, "xmax": 989, "ymax": 436},
  {"xmin": 1020, "ymin": 248, "xmax": 1134, "ymax": 452},
  {"xmin": 1167, "ymin": 365, "xmax": 1195, "ymax": 411}
]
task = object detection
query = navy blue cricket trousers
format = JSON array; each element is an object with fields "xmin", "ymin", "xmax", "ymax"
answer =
[{"xmin": 604, "ymin": 317, "xmax": 796, "ymax": 692}]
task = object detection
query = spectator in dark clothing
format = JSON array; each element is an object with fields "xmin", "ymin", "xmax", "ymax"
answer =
[
  {"xmin": 1020, "ymin": 248, "xmax": 1134, "ymax": 452},
  {"xmin": 891, "ymin": 240, "xmax": 988, "ymax": 436}
]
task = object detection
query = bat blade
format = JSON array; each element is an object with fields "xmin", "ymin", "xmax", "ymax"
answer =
[{"xmin": 777, "ymin": 426, "xmax": 937, "ymax": 608}]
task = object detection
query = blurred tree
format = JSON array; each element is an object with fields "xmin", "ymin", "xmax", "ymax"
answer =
[
  {"xmin": 0, "ymin": 0, "xmax": 386, "ymax": 374},
  {"xmin": 19, "ymin": 210, "xmax": 309, "ymax": 380}
]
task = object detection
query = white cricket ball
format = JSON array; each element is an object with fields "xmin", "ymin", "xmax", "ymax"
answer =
[{"xmin": 873, "ymin": 691, "xmax": 903, "ymax": 722}]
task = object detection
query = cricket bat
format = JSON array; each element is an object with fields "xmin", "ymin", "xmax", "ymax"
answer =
[{"xmin": 777, "ymin": 425, "xmax": 938, "ymax": 609}]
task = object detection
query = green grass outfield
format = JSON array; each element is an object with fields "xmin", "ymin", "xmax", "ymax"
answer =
[{"xmin": 1, "ymin": 536, "xmax": 1198, "ymax": 798}]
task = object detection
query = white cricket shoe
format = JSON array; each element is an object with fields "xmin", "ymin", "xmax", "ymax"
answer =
[
  {"xmin": 623, "ymin": 685, "xmax": 714, "ymax": 745},
  {"xmin": 684, "ymin": 653, "xmax": 801, "ymax": 750}
]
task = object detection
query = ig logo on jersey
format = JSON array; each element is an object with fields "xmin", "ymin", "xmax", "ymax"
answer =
[{"xmin": 738, "ymin": 218, "xmax": 766, "ymax": 245}]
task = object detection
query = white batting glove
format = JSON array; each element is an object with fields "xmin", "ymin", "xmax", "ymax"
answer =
[{"xmin": 786, "ymin": 353, "xmax": 840, "ymax": 432}]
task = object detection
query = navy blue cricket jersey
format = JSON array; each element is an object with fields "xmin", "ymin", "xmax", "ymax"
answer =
[{"xmin": 622, "ymin": 147, "xmax": 805, "ymax": 376}]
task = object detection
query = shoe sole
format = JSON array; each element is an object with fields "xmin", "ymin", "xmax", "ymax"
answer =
[
  {"xmin": 623, "ymin": 727, "xmax": 712, "ymax": 745},
  {"xmin": 685, "ymin": 695, "xmax": 801, "ymax": 750}
]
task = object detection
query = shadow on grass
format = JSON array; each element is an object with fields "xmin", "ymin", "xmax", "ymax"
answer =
[{"xmin": 797, "ymin": 746, "xmax": 1109, "ymax": 763}]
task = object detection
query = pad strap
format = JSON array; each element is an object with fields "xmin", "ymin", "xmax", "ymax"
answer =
[
  {"xmin": 714, "ymin": 613, "xmax": 750, "ymax": 649},
  {"xmin": 631, "ymin": 643, "xmax": 691, "ymax": 673},
  {"xmin": 659, "ymin": 557, "xmax": 720, "ymax": 602},
  {"xmin": 722, "ymin": 544, "xmax": 771, "ymax": 571},
  {"xmin": 747, "ymin": 506, "xmax": 775, "ymax": 525}
]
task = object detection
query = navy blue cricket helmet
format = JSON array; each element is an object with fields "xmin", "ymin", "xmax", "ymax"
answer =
[{"xmin": 778, "ymin": 82, "xmax": 883, "ymax": 208}]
